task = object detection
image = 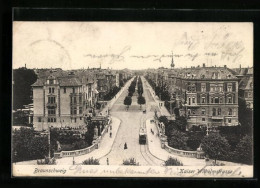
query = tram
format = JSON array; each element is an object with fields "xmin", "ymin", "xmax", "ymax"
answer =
[{"xmin": 139, "ymin": 128, "xmax": 147, "ymax": 144}]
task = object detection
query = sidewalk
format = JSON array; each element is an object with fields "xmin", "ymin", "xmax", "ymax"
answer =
[
  {"xmin": 56, "ymin": 116, "xmax": 121, "ymax": 165},
  {"xmin": 146, "ymin": 118, "xmax": 206, "ymax": 166},
  {"xmin": 141, "ymin": 76, "xmax": 171, "ymax": 117}
]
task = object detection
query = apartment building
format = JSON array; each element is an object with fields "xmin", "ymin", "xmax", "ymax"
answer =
[{"xmin": 145, "ymin": 64, "xmax": 239, "ymax": 130}]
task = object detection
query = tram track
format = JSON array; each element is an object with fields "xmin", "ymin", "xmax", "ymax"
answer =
[{"xmin": 139, "ymin": 109, "xmax": 164, "ymax": 166}]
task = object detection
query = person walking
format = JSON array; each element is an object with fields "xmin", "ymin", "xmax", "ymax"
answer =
[
  {"xmin": 124, "ymin": 142, "xmax": 128, "ymax": 149},
  {"xmin": 110, "ymin": 132, "xmax": 112, "ymax": 138},
  {"xmin": 107, "ymin": 158, "xmax": 109, "ymax": 165}
]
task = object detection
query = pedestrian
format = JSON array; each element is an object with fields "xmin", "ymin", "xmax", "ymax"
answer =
[
  {"xmin": 110, "ymin": 132, "xmax": 112, "ymax": 138},
  {"xmin": 107, "ymin": 158, "xmax": 109, "ymax": 165},
  {"xmin": 124, "ymin": 142, "xmax": 128, "ymax": 149}
]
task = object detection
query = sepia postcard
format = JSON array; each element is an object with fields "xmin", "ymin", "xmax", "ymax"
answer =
[{"xmin": 12, "ymin": 21, "xmax": 253, "ymax": 178}]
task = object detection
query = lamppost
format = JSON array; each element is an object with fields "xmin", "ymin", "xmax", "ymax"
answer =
[
  {"xmin": 14, "ymin": 150, "xmax": 17, "ymax": 164},
  {"xmin": 48, "ymin": 126, "xmax": 51, "ymax": 159},
  {"xmin": 206, "ymin": 123, "xmax": 209, "ymax": 136}
]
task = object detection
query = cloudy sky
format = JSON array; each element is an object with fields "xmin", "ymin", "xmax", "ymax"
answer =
[{"xmin": 13, "ymin": 22, "xmax": 253, "ymax": 70}]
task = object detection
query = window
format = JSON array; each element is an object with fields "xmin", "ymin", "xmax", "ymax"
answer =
[
  {"xmin": 211, "ymin": 97, "xmax": 214, "ymax": 103},
  {"xmin": 201, "ymin": 108, "xmax": 206, "ymax": 115},
  {"xmin": 74, "ymin": 96, "xmax": 77, "ymax": 103},
  {"xmin": 188, "ymin": 97, "xmax": 191, "ymax": 105},
  {"xmin": 202, "ymin": 97, "xmax": 206, "ymax": 103},
  {"xmin": 49, "ymin": 80, "xmax": 54, "ymax": 84},
  {"xmin": 214, "ymin": 97, "xmax": 219, "ymax": 104},
  {"xmin": 49, "ymin": 88, "xmax": 51, "ymax": 93},
  {"xmin": 192, "ymin": 97, "xmax": 195, "ymax": 104},
  {"xmin": 64, "ymin": 87, "xmax": 66, "ymax": 93},
  {"xmin": 73, "ymin": 107, "xmax": 77, "ymax": 115},
  {"xmin": 202, "ymin": 118, "xmax": 206, "ymax": 122},
  {"xmin": 48, "ymin": 96, "xmax": 56, "ymax": 104},
  {"xmin": 218, "ymin": 108, "xmax": 221, "ymax": 115},
  {"xmin": 188, "ymin": 109, "xmax": 191, "ymax": 115},
  {"xmin": 201, "ymin": 84, "xmax": 206, "ymax": 92},
  {"xmin": 219, "ymin": 85, "xmax": 223, "ymax": 92},
  {"xmin": 79, "ymin": 96, "xmax": 82, "ymax": 103},
  {"xmin": 228, "ymin": 118, "xmax": 231, "ymax": 123},
  {"xmin": 228, "ymin": 97, "xmax": 232, "ymax": 104},
  {"xmin": 220, "ymin": 97, "xmax": 223, "ymax": 103},
  {"xmin": 79, "ymin": 107, "xmax": 82, "ymax": 114},
  {"xmin": 38, "ymin": 117, "xmax": 42, "ymax": 122},
  {"xmin": 74, "ymin": 118, "xmax": 77, "ymax": 123},
  {"xmin": 48, "ymin": 118, "xmax": 56, "ymax": 123},
  {"xmin": 80, "ymin": 117, "xmax": 82, "ymax": 120},
  {"xmin": 212, "ymin": 108, "xmax": 216, "ymax": 116},
  {"xmin": 52, "ymin": 88, "xmax": 55, "ymax": 93},
  {"xmin": 48, "ymin": 107, "xmax": 55, "ymax": 115},
  {"xmin": 72, "ymin": 87, "xmax": 75, "ymax": 93},
  {"xmin": 228, "ymin": 108, "xmax": 232, "ymax": 115},
  {"xmin": 227, "ymin": 84, "xmax": 232, "ymax": 92}
]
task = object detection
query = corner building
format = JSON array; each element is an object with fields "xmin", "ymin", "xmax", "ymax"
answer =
[{"xmin": 168, "ymin": 65, "xmax": 239, "ymax": 129}]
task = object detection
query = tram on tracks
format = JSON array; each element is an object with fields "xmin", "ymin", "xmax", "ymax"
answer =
[{"xmin": 139, "ymin": 127, "xmax": 147, "ymax": 145}]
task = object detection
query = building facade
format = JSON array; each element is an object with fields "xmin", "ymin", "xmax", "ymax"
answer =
[
  {"xmin": 145, "ymin": 64, "xmax": 240, "ymax": 130},
  {"xmin": 32, "ymin": 69, "xmax": 130, "ymax": 131}
]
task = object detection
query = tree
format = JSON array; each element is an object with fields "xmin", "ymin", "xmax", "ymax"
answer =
[
  {"xmin": 82, "ymin": 157, "xmax": 100, "ymax": 165},
  {"xmin": 137, "ymin": 96, "xmax": 146, "ymax": 109},
  {"xmin": 238, "ymin": 98, "xmax": 253, "ymax": 135},
  {"xmin": 175, "ymin": 116, "xmax": 187, "ymax": 132},
  {"xmin": 122, "ymin": 158, "xmax": 139, "ymax": 166},
  {"xmin": 158, "ymin": 116, "xmax": 168, "ymax": 125},
  {"xmin": 164, "ymin": 157, "xmax": 183, "ymax": 166},
  {"xmin": 13, "ymin": 68, "xmax": 38, "ymax": 110},
  {"xmin": 161, "ymin": 91, "xmax": 171, "ymax": 101},
  {"xmin": 124, "ymin": 96, "xmax": 132, "ymax": 110},
  {"xmin": 201, "ymin": 133, "xmax": 231, "ymax": 164},
  {"xmin": 168, "ymin": 129, "xmax": 188, "ymax": 150},
  {"xmin": 232, "ymin": 135, "xmax": 253, "ymax": 165},
  {"xmin": 12, "ymin": 127, "xmax": 48, "ymax": 162}
]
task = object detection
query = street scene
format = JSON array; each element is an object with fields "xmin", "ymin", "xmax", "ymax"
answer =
[{"xmin": 12, "ymin": 22, "xmax": 253, "ymax": 177}]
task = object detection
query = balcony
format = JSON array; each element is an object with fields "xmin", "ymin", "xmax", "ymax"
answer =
[
  {"xmin": 184, "ymin": 103, "xmax": 199, "ymax": 107},
  {"xmin": 211, "ymin": 116, "xmax": 224, "ymax": 120}
]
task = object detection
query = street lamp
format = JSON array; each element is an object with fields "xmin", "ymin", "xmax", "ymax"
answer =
[
  {"xmin": 14, "ymin": 150, "xmax": 17, "ymax": 164},
  {"xmin": 48, "ymin": 126, "xmax": 51, "ymax": 159}
]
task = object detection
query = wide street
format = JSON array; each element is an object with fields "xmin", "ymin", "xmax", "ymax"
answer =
[{"xmin": 99, "ymin": 76, "xmax": 164, "ymax": 166}]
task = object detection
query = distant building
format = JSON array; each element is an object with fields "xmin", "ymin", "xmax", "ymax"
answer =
[{"xmin": 232, "ymin": 66, "xmax": 253, "ymax": 109}]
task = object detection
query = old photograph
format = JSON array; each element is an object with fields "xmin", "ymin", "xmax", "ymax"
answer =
[{"xmin": 12, "ymin": 22, "xmax": 253, "ymax": 177}]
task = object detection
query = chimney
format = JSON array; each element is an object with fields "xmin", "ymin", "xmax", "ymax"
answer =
[{"xmin": 203, "ymin": 63, "xmax": 205, "ymax": 67}]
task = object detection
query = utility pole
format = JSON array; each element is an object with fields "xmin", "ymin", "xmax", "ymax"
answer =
[{"xmin": 48, "ymin": 126, "xmax": 51, "ymax": 158}]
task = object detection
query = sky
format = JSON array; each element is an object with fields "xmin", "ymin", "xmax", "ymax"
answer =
[{"xmin": 13, "ymin": 22, "xmax": 253, "ymax": 70}]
